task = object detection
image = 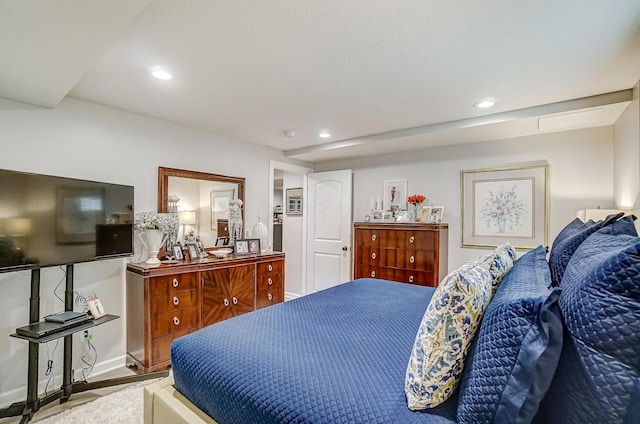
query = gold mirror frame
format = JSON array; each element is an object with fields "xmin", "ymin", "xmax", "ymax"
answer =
[{"xmin": 157, "ymin": 167, "xmax": 245, "ymax": 246}]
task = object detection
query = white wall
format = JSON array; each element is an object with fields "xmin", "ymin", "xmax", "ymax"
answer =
[
  {"xmin": 614, "ymin": 82, "xmax": 640, "ymax": 225},
  {"xmin": 316, "ymin": 126, "xmax": 615, "ymax": 269},
  {"xmin": 0, "ymin": 97, "xmax": 309, "ymax": 407}
]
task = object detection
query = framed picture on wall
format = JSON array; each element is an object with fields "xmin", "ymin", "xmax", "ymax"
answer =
[
  {"xmin": 461, "ymin": 164, "xmax": 549, "ymax": 249},
  {"xmin": 383, "ymin": 179, "xmax": 407, "ymax": 210}
]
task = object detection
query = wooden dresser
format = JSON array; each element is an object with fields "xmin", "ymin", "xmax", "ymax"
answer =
[
  {"xmin": 126, "ymin": 252, "xmax": 285, "ymax": 372},
  {"xmin": 353, "ymin": 222, "xmax": 448, "ymax": 287}
]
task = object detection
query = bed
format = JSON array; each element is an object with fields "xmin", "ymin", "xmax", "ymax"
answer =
[{"xmin": 144, "ymin": 214, "xmax": 640, "ymax": 424}]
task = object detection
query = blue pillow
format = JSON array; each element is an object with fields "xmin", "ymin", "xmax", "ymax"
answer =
[
  {"xmin": 457, "ymin": 246, "xmax": 563, "ymax": 424},
  {"xmin": 538, "ymin": 226, "xmax": 640, "ymax": 423},
  {"xmin": 548, "ymin": 213, "xmax": 623, "ymax": 286}
]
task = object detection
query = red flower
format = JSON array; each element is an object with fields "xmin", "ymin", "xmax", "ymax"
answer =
[{"xmin": 408, "ymin": 194, "xmax": 426, "ymax": 205}]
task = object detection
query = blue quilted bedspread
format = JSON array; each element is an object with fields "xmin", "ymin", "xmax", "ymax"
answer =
[{"xmin": 171, "ymin": 278, "xmax": 458, "ymax": 423}]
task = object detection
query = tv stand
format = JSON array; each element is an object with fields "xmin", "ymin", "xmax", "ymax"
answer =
[{"xmin": 0, "ymin": 264, "xmax": 168, "ymax": 424}]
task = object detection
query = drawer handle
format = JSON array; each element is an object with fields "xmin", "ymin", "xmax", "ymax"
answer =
[
  {"xmin": 268, "ymin": 277, "xmax": 273, "ymax": 286},
  {"xmin": 268, "ymin": 264, "xmax": 273, "ymax": 272},
  {"xmin": 409, "ymin": 236, "xmax": 415, "ymax": 244},
  {"xmin": 410, "ymin": 256, "xmax": 415, "ymax": 264},
  {"xmin": 267, "ymin": 293, "xmax": 273, "ymax": 301},
  {"xmin": 173, "ymin": 317, "xmax": 180, "ymax": 326},
  {"xmin": 371, "ymin": 234, "xmax": 377, "ymax": 241},
  {"xmin": 172, "ymin": 278, "xmax": 179, "ymax": 288},
  {"xmin": 223, "ymin": 298, "xmax": 230, "ymax": 307},
  {"xmin": 409, "ymin": 275, "xmax": 414, "ymax": 283},
  {"xmin": 371, "ymin": 252, "xmax": 376, "ymax": 259},
  {"xmin": 173, "ymin": 296, "xmax": 180, "ymax": 306},
  {"xmin": 232, "ymin": 296, "xmax": 238, "ymax": 305},
  {"xmin": 370, "ymin": 271, "xmax": 376, "ymax": 278}
]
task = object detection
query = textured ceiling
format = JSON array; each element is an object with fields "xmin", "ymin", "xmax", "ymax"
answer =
[{"xmin": 1, "ymin": 0, "xmax": 639, "ymax": 162}]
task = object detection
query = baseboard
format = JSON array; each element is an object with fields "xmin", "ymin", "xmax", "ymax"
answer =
[
  {"xmin": 0, "ymin": 354, "xmax": 128, "ymax": 409},
  {"xmin": 284, "ymin": 291, "xmax": 303, "ymax": 301}
]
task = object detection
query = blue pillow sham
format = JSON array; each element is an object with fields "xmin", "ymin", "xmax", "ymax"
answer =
[
  {"xmin": 539, "ymin": 225, "xmax": 640, "ymax": 423},
  {"xmin": 457, "ymin": 246, "xmax": 563, "ymax": 424},
  {"xmin": 548, "ymin": 212, "xmax": 623, "ymax": 286}
]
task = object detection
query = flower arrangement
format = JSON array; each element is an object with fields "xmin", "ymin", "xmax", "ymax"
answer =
[
  {"xmin": 407, "ymin": 194, "xmax": 426, "ymax": 206},
  {"xmin": 134, "ymin": 212, "xmax": 179, "ymax": 233}
]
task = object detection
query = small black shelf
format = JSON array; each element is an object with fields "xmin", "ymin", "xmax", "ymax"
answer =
[{"xmin": 10, "ymin": 314, "xmax": 119, "ymax": 344}]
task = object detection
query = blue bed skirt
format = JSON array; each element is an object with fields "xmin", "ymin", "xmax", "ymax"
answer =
[{"xmin": 171, "ymin": 278, "xmax": 458, "ymax": 423}]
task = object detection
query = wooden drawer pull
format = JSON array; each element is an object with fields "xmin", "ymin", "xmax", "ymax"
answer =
[
  {"xmin": 267, "ymin": 293, "xmax": 273, "ymax": 301},
  {"xmin": 223, "ymin": 298, "xmax": 230, "ymax": 307},
  {"xmin": 268, "ymin": 277, "xmax": 273, "ymax": 286},
  {"xmin": 232, "ymin": 296, "xmax": 238, "ymax": 305},
  {"xmin": 370, "ymin": 270, "xmax": 376, "ymax": 278},
  {"xmin": 371, "ymin": 252, "xmax": 376, "ymax": 259},
  {"xmin": 172, "ymin": 278, "xmax": 179, "ymax": 288},
  {"xmin": 409, "ymin": 236, "xmax": 415, "ymax": 244},
  {"xmin": 408, "ymin": 275, "xmax": 414, "ymax": 283},
  {"xmin": 410, "ymin": 256, "xmax": 415, "ymax": 264},
  {"xmin": 173, "ymin": 317, "xmax": 180, "ymax": 326},
  {"xmin": 173, "ymin": 296, "xmax": 180, "ymax": 306},
  {"xmin": 371, "ymin": 234, "xmax": 377, "ymax": 241},
  {"xmin": 268, "ymin": 264, "xmax": 273, "ymax": 272}
]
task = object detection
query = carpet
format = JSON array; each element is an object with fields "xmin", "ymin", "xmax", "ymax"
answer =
[{"xmin": 33, "ymin": 382, "xmax": 150, "ymax": 424}]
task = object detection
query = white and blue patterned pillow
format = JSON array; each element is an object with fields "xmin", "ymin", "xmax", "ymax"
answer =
[
  {"xmin": 481, "ymin": 242, "xmax": 516, "ymax": 296},
  {"xmin": 405, "ymin": 260, "xmax": 493, "ymax": 410}
]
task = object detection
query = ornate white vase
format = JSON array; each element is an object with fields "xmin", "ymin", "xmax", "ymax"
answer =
[
  {"xmin": 251, "ymin": 216, "xmax": 269, "ymax": 253},
  {"xmin": 138, "ymin": 229, "xmax": 167, "ymax": 265}
]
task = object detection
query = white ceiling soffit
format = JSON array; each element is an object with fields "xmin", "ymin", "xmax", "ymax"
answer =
[
  {"xmin": 285, "ymin": 90, "xmax": 633, "ymax": 162},
  {"xmin": 0, "ymin": 1, "xmax": 150, "ymax": 108}
]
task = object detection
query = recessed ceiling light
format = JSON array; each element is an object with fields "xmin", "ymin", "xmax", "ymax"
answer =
[
  {"xmin": 151, "ymin": 69, "xmax": 172, "ymax": 80},
  {"xmin": 474, "ymin": 99, "xmax": 495, "ymax": 109},
  {"xmin": 318, "ymin": 131, "xmax": 331, "ymax": 138}
]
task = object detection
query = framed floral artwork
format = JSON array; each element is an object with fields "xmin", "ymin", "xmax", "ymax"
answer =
[{"xmin": 461, "ymin": 164, "xmax": 549, "ymax": 249}]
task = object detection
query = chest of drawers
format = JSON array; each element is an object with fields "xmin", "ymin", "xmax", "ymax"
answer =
[
  {"xmin": 353, "ymin": 222, "xmax": 448, "ymax": 287},
  {"xmin": 126, "ymin": 252, "xmax": 285, "ymax": 372}
]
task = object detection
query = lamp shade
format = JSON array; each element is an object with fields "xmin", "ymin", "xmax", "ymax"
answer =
[
  {"xmin": 179, "ymin": 211, "xmax": 197, "ymax": 225},
  {"xmin": 577, "ymin": 208, "xmax": 625, "ymax": 222}
]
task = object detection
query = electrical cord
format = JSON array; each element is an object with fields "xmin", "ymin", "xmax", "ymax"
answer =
[
  {"xmin": 43, "ymin": 338, "xmax": 59, "ymax": 395},
  {"xmin": 80, "ymin": 332, "xmax": 97, "ymax": 382}
]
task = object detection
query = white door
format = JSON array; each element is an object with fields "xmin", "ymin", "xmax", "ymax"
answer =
[{"xmin": 306, "ymin": 169, "xmax": 353, "ymax": 293}]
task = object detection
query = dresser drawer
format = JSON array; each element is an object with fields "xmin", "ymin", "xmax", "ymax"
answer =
[
  {"xmin": 150, "ymin": 289, "xmax": 197, "ymax": 314},
  {"xmin": 257, "ymin": 260, "xmax": 283, "ymax": 275},
  {"xmin": 151, "ymin": 329, "xmax": 192, "ymax": 365},
  {"xmin": 357, "ymin": 247, "xmax": 435, "ymax": 270},
  {"xmin": 149, "ymin": 273, "xmax": 198, "ymax": 294},
  {"xmin": 257, "ymin": 273, "xmax": 282, "ymax": 291},
  {"xmin": 358, "ymin": 265, "xmax": 436, "ymax": 287},
  {"xmin": 256, "ymin": 288, "xmax": 283, "ymax": 309},
  {"xmin": 151, "ymin": 307, "xmax": 197, "ymax": 338}
]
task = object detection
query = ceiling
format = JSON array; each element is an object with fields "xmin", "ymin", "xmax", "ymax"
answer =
[{"xmin": 2, "ymin": 1, "xmax": 639, "ymax": 163}]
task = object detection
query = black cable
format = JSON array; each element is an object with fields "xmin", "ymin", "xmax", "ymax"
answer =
[
  {"xmin": 43, "ymin": 339, "xmax": 59, "ymax": 395},
  {"xmin": 53, "ymin": 265, "xmax": 66, "ymax": 304}
]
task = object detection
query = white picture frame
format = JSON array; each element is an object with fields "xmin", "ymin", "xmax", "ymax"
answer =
[
  {"xmin": 429, "ymin": 206, "xmax": 444, "ymax": 223},
  {"xmin": 383, "ymin": 179, "xmax": 407, "ymax": 210}
]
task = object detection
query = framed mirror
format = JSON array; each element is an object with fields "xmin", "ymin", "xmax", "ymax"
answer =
[{"xmin": 158, "ymin": 167, "xmax": 245, "ymax": 249}]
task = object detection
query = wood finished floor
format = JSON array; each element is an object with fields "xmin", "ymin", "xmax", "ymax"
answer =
[{"xmin": 0, "ymin": 367, "xmax": 150, "ymax": 423}]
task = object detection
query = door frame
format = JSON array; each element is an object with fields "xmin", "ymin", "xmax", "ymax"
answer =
[{"xmin": 269, "ymin": 160, "xmax": 314, "ymax": 299}]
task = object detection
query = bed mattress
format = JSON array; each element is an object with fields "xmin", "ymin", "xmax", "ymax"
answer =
[{"xmin": 171, "ymin": 278, "xmax": 458, "ymax": 424}]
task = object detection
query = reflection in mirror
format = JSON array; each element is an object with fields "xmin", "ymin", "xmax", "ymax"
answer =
[{"xmin": 158, "ymin": 167, "xmax": 245, "ymax": 248}]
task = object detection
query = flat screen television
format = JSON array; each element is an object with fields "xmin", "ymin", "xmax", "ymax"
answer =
[{"xmin": 0, "ymin": 168, "xmax": 134, "ymax": 273}]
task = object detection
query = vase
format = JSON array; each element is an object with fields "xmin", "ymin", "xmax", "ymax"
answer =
[
  {"xmin": 414, "ymin": 204, "xmax": 422, "ymax": 222},
  {"xmin": 138, "ymin": 229, "xmax": 167, "ymax": 265}
]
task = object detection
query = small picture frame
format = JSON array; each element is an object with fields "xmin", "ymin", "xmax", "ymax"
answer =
[
  {"xmin": 247, "ymin": 238, "xmax": 261, "ymax": 254},
  {"xmin": 215, "ymin": 236, "xmax": 228, "ymax": 247},
  {"xmin": 382, "ymin": 211, "xmax": 393, "ymax": 221},
  {"xmin": 420, "ymin": 206, "xmax": 433, "ymax": 223},
  {"xmin": 372, "ymin": 210, "xmax": 383, "ymax": 221},
  {"xmin": 429, "ymin": 206, "xmax": 445, "ymax": 223},
  {"xmin": 87, "ymin": 298, "xmax": 107, "ymax": 319},
  {"xmin": 234, "ymin": 239, "xmax": 250, "ymax": 255},
  {"xmin": 172, "ymin": 244, "xmax": 184, "ymax": 260},
  {"xmin": 395, "ymin": 210, "xmax": 411, "ymax": 223},
  {"xmin": 186, "ymin": 243, "xmax": 200, "ymax": 261}
]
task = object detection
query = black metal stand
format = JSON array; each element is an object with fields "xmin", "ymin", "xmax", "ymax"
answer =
[{"xmin": 0, "ymin": 265, "xmax": 169, "ymax": 423}]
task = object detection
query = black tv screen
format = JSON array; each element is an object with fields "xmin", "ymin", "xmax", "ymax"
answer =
[{"xmin": 0, "ymin": 168, "xmax": 134, "ymax": 273}]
